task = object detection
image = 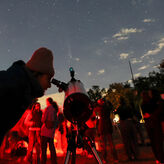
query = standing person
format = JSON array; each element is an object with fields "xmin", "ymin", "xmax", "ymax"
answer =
[
  {"xmin": 57, "ymin": 111, "xmax": 66, "ymax": 154},
  {"xmin": 97, "ymin": 98, "xmax": 118, "ymax": 163},
  {"xmin": 141, "ymin": 89, "xmax": 164, "ymax": 164},
  {"xmin": 132, "ymin": 90, "xmax": 146, "ymax": 146},
  {"xmin": 0, "ymin": 47, "xmax": 55, "ymax": 146},
  {"xmin": 24, "ymin": 102, "xmax": 42, "ymax": 163},
  {"xmin": 115, "ymin": 97, "xmax": 139, "ymax": 161},
  {"xmin": 41, "ymin": 97, "xmax": 58, "ymax": 164}
]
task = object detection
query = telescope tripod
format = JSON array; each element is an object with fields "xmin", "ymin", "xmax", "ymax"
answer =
[{"xmin": 64, "ymin": 125, "xmax": 103, "ymax": 164}]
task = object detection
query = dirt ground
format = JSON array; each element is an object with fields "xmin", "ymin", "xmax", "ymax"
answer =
[{"xmin": 0, "ymin": 124, "xmax": 157, "ymax": 164}]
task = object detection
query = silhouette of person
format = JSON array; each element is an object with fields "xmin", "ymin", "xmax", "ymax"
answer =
[
  {"xmin": 0, "ymin": 47, "xmax": 55, "ymax": 146},
  {"xmin": 115, "ymin": 97, "xmax": 139, "ymax": 161},
  {"xmin": 41, "ymin": 97, "xmax": 58, "ymax": 164},
  {"xmin": 141, "ymin": 89, "xmax": 164, "ymax": 164},
  {"xmin": 97, "ymin": 98, "xmax": 118, "ymax": 163},
  {"xmin": 24, "ymin": 102, "xmax": 42, "ymax": 163},
  {"xmin": 132, "ymin": 90, "xmax": 146, "ymax": 146}
]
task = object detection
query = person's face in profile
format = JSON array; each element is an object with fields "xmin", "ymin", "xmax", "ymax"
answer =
[{"xmin": 37, "ymin": 74, "xmax": 53, "ymax": 93}]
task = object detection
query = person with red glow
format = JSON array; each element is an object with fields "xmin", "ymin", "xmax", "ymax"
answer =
[
  {"xmin": 41, "ymin": 97, "xmax": 58, "ymax": 164},
  {"xmin": 141, "ymin": 89, "xmax": 164, "ymax": 164},
  {"xmin": 24, "ymin": 102, "xmax": 42, "ymax": 163},
  {"xmin": 97, "ymin": 98, "xmax": 118, "ymax": 163},
  {"xmin": 0, "ymin": 47, "xmax": 55, "ymax": 147}
]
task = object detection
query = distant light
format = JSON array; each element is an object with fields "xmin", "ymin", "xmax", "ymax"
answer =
[
  {"xmin": 113, "ymin": 114, "xmax": 119, "ymax": 123},
  {"xmin": 112, "ymin": 89, "xmax": 116, "ymax": 92},
  {"xmin": 140, "ymin": 119, "xmax": 145, "ymax": 123},
  {"xmin": 96, "ymin": 115, "xmax": 100, "ymax": 120}
]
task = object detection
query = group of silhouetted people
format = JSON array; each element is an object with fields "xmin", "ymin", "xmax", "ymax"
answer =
[
  {"xmin": 113, "ymin": 89, "xmax": 164, "ymax": 164},
  {"xmin": 0, "ymin": 47, "xmax": 57, "ymax": 163},
  {"xmin": 0, "ymin": 47, "xmax": 163, "ymax": 164},
  {"xmin": 140, "ymin": 89, "xmax": 164, "ymax": 163},
  {"xmin": 24, "ymin": 97, "xmax": 58, "ymax": 164}
]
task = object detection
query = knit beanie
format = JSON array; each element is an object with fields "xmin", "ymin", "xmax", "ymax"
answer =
[{"xmin": 26, "ymin": 47, "xmax": 55, "ymax": 77}]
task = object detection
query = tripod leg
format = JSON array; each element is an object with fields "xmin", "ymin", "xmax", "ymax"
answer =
[
  {"xmin": 71, "ymin": 147, "xmax": 76, "ymax": 164},
  {"xmin": 84, "ymin": 137, "xmax": 103, "ymax": 164},
  {"xmin": 64, "ymin": 146, "xmax": 76, "ymax": 164},
  {"xmin": 64, "ymin": 131, "xmax": 77, "ymax": 164},
  {"xmin": 90, "ymin": 146, "xmax": 103, "ymax": 164},
  {"xmin": 64, "ymin": 150, "xmax": 71, "ymax": 164}
]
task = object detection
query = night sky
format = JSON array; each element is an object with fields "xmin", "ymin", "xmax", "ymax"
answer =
[{"xmin": 0, "ymin": 0, "xmax": 164, "ymax": 95}]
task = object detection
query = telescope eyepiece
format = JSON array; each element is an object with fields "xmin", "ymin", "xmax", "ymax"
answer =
[{"xmin": 51, "ymin": 78, "xmax": 68, "ymax": 91}]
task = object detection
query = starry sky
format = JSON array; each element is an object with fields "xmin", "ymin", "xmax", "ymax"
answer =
[{"xmin": 0, "ymin": 0, "xmax": 164, "ymax": 95}]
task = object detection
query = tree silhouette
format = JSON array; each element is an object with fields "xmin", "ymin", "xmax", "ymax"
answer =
[{"xmin": 87, "ymin": 85, "xmax": 106, "ymax": 104}]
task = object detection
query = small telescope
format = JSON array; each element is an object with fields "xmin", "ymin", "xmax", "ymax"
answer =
[
  {"xmin": 51, "ymin": 67, "xmax": 93, "ymax": 124},
  {"xmin": 52, "ymin": 68, "xmax": 102, "ymax": 164}
]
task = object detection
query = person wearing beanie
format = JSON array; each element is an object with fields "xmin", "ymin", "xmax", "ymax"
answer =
[
  {"xmin": 26, "ymin": 47, "xmax": 55, "ymax": 78},
  {"xmin": 0, "ymin": 47, "xmax": 55, "ymax": 149},
  {"xmin": 26, "ymin": 47, "xmax": 55, "ymax": 92}
]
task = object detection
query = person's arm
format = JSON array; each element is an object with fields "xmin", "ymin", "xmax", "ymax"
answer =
[
  {"xmin": 41, "ymin": 108, "xmax": 48, "ymax": 123},
  {"xmin": 42, "ymin": 107, "xmax": 54, "ymax": 129}
]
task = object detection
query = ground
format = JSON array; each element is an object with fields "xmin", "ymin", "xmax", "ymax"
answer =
[
  {"xmin": 0, "ymin": 144, "xmax": 156, "ymax": 164},
  {"xmin": 0, "ymin": 124, "xmax": 157, "ymax": 164}
]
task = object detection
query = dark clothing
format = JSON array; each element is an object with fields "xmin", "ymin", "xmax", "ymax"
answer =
[
  {"xmin": 0, "ymin": 60, "xmax": 44, "ymax": 145},
  {"xmin": 31, "ymin": 110, "xmax": 42, "ymax": 128},
  {"xmin": 119, "ymin": 119, "xmax": 138, "ymax": 159},
  {"xmin": 57, "ymin": 113, "xmax": 65, "ymax": 134},
  {"xmin": 26, "ymin": 130, "xmax": 41, "ymax": 162},
  {"xmin": 98, "ymin": 103, "xmax": 113, "ymax": 135},
  {"xmin": 98, "ymin": 102, "xmax": 118, "ymax": 162},
  {"xmin": 25, "ymin": 109, "xmax": 42, "ymax": 163},
  {"xmin": 141, "ymin": 98, "xmax": 164, "ymax": 163},
  {"xmin": 141, "ymin": 99, "xmax": 158, "ymax": 115},
  {"xmin": 41, "ymin": 136, "xmax": 57, "ymax": 164},
  {"xmin": 115, "ymin": 105, "xmax": 133, "ymax": 120},
  {"xmin": 144, "ymin": 117, "xmax": 164, "ymax": 163},
  {"xmin": 116, "ymin": 104, "xmax": 139, "ymax": 160}
]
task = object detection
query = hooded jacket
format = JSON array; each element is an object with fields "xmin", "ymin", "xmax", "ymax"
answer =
[{"xmin": 0, "ymin": 60, "xmax": 44, "ymax": 144}]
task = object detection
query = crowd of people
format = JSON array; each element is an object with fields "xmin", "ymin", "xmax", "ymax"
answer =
[
  {"xmin": 1, "ymin": 90, "xmax": 163, "ymax": 164},
  {"xmin": 114, "ymin": 89, "xmax": 164, "ymax": 164},
  {"xmin": 0, "ymin": 47, "xmax": 164, "ymax": 164}
]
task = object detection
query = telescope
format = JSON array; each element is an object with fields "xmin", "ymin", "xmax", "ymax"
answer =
[
  {"xmin": 51, "ymin": 68, "xmax": 103, "ymax": 164},
  {"xmin": 51, "ymin": 67, "xmax": 93, "ymax": 124}
]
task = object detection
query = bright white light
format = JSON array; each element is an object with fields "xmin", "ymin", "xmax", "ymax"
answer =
[
  {"xmin": 113, "ymin": 114, "xmax": 120, "ymax": 123},
  {"xmin": 97, "ymin": 69, "xmax": 105, "ymax": 75},
  {"xmin": 120, "ymin": 53, "xmax": 129, "ymax": 59}
]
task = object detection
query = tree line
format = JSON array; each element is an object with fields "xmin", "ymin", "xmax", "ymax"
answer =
[{"xmin": 87, "ymin": 59, "xmax": 164, "ymax": 110}]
